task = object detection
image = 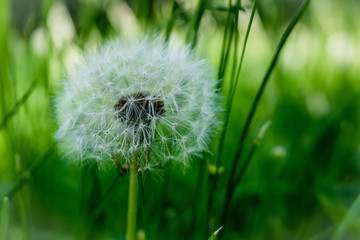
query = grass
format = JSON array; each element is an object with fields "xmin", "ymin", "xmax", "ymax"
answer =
[
  {"xmin": 1, "ymin": 0, "xmax": 360, "ymax": 239},
  {"xmin": 218, "ymin": 0, "xmax": 311, "ymax": 233}
]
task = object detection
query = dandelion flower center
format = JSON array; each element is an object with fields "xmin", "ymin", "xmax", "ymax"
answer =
[{"xmin": 114, "ymin": 92, "xmax": 165, "ymax": 126}]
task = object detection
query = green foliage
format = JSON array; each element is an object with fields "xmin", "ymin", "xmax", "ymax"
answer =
[{"xmin": 0, "ymin": 0, "xmax": 360, "ymax": 239}]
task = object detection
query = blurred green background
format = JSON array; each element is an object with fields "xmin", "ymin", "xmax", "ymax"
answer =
[{"xmin": 1, "ymin": 0, "xmax": 360, "ymax": 239}]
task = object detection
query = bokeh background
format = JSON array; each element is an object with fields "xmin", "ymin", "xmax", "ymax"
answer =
[{"xmin": 1, "ymin": 0, "xmax": 360, "ymax": 239}]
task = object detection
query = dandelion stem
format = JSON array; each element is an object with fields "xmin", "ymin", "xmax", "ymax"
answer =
[{"xmin": 126, "ymin": 157, "xmax": 139, "ymax": 240}]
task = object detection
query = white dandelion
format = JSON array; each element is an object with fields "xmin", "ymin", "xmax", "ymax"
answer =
[
  {"xmin": 55, "ymin": 36, "xmax": 221, "ymax": 240},
  {"xmin": 55, "ymin": 36, "xmax": 221, "ymax": 171}
]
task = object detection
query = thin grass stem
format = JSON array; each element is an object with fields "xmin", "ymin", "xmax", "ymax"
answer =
[
  {"xmin": 219, "ymin": 0, "xmax": 312, "ymax": 233},
  {"xmin": 206, "ymin": 1, "xmax": 238, "ymax": 235},
  {"xmin": 0, "ymin": 79, "xmax": 37, "ymax": 130},
  {"xmin": 0, "ymin": 145, "xmax": 54, "ymax": 202},
  {"xmin": 217, "ymin": 0, "xmax": 233, "ymax": 84},
  {"xmin": 207, "ymin": 0, "xmax": 256, "ymax": 233},
  {"xmin": 89, "ymin": 175, "xmax": 122, "ymax": 223},
  {"xmin": 332, "ymin": 195, "xmax": 360, "ymax": 240},
  {"xmin": 186, "ymin": 0, "xmax": 208, "ymax": 48},
  {"xmin": 233, "ymin": 121, "xmax": 271, "ymax": 186},
  {"xmin": 165, "ymin": 0, "xmax": 179, "ymax": 41},
  {"xmin": 189, "ymin": 160, "xmax": 205, "ymax": 239},
  {"xmin": 208, "ymin": 226, "xmax": 223, "ymax": 240}
]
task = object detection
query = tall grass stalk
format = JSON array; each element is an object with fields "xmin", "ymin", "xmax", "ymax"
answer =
[
  {"xmin": 165, "ymin": 0, "xmax": 178, "ymax": 41},
  {"xmin": 233, "ymin": 120, "xmax": 271, "ymax": 186},
  {"xmin": 219, "ymin": 0, "xmax": 312, "ymax": 232},
  {"xmin": 208, "ymin": 226, "xmax": 223, "ymax": 240},
  {"xmin": 332, "ymin": 195, "xmax": 360, "ymax": 240},
  {"xmin": 186, "ymin": 0, "xmax": 208, "ymax": 48},
  {"xmin": 205, "ymin": 1, "xmax": 238, "ymax": 235},
  {"xmin": 217, "ymin": 13, "xmax": 234, "ymax": 86},
  {"xmin": 207, "ymin": 0, "xmax": 255, "ymax": 234},
  {"xmin": 0, "ymin": 0, "xmax": 10, "ymax": 117},
  {"xmin": 1, "ymin": 146, "xmax": 54, "ymax": 201},
  {"xmin": 228, "ymin": 0, "xmax": 241, "ymax": 97},
  {"xmin": 0, "ymin": 79, "xmax": 37, "ymax": 130},
  {"xmin": 77, "ymin": 163, "xmax": 102, "ymax": 239}
]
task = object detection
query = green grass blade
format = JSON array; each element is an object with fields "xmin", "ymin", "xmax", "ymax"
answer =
[
  {"xmin": 0, "ymin": 0, "xmax": 10, "ymax": 117},
  {"xmin": 1, "ymin": 145, "xmax": 54, "ymax": 200},
  {"xmin": 186, "ymin": 0, "xmax": 208, "ymax": 48},
  {"xmin": 0, "ymin": 79, "xmax": 37, "ymax": 130},
  {"xmin": 208, "ymin": 226, "xmax": 223, "ymax": 240},
  {"xmin": 232, "ymin": 120, "xmax": 271, "ymax": 186},
  {"xmin": 216, "ymin": 0, "xmax": 233, "ymax": 83},
  {"xmin": 214, "ymin": 0, "xmax": 257, "ymax": 193},
  {"xmin": 0, "ymin": 197, "xmax": 9, "ymax": 240},
  {"xmin": 219, "ymin": 0, "xmax": 312, "ymax": 232},
  {"xmin": 206, "ymin": 1, "xmax": 235, "ymax": 233},
  {"xmin": 332, "ymin": 195, "xmax": 360, "ymax": 240},
  {"xmin": 165, "ymin": 0, "xmax": 179, "ymax": 41},
  {"xmin": 207, "ymin": 0, "xmax": 255, "ymax": 233},
  {"xmin": 231, "ymin": 0, "xmax": 257, "ymax": 103}
]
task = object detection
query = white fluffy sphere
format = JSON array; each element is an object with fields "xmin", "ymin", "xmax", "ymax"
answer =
[{"xmin": 55, "ymin": 36, "xmax": 220, "ymax": 171}]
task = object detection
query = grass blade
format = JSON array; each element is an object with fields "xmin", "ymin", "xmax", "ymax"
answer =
[
  {"xmin": 216, "ymin": 0, "xmax": 234, "ymax": 84},
  {"xmin": 165, "ymin": 0, "xmax": 180, "ymax": 41},
  {"xmin": 1, "ymin": 145, "xmax": 54, "ymax": 201},
  {"xmin": 186, "ymin": 0, "xmax": 208, "ymax": 48},
  {"xmin": 208, "ymin": 226, "xmax": 223, "ymax": 240},
  {"xmin": 233, "ymin": 120, "xmax": 271, "ymax": 186},
  {"xmin": 207, "ymin": 0, "xmax": 255, "ymax": 233},
  {"xmin": 0, "ymin": 79, "xmax": 37, "ymax": 130},
  {"xmin": 332, "ymin": 195, "xmax": 360, "ymax": 240},
  {"xmin": 219, "ymin": 0, "xmax": 312, "ymax": 232}
]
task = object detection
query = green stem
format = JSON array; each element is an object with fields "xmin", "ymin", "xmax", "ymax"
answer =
[
  {"xmin": 126, "ymin": 158, "xmax": 139, "ymax": 240},
  {"xmin": 219, "ymin": 0, "xmax": 312, "ymax": 232}
]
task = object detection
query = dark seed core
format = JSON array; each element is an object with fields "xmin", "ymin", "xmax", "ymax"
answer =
[{"xmin": 114, "ymin": 92, "xmax": 165, "ymax": 125}]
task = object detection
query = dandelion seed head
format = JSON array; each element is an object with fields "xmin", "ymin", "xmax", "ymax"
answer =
[{"xmin": 55, "ymin": 36, "xmax": 221, "ymax": 170}]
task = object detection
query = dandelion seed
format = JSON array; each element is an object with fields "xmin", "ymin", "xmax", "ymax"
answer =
[{"xmin": 55, "ymin": 36, "xmax": 221, "ymax": 171}]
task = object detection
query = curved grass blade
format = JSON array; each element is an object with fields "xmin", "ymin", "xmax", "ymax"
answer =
[
  {"xmin": 216, "ymin": 0, "xmax": 234, "ymax": 84},
  {"xmin": 332, "ymin": 195, "xmax": 360, "ymax": 240},
  {"xmin": 165, "ymin": 0, "xmax": 180, "ymax": 41},
  {"xmin": 0, "ymin": 79, "xmax": 37, "ymax": 130},
  {"xmin": 233, "ymin": 120, "xmax": 271, "ymax": 186},
  {"xmin": 208, "ymin": 226, "xmax": 223, "ymax": 240},
  {"xmin": 207, "ymin": 0, "xmax": 256, "ymax": 233},
  {"xmin": 186, "ymin": 0, "xmax": 208, "ymax": 48},
  {"xmin": 219, "ymin": 0, "xmax": 312, "ymax": 232},
  {"xmin": 0, "ymin": 145, "xmax": 54, "ymax": 202}
]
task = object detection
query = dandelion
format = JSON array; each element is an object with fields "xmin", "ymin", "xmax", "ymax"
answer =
[
  {"xmin": 55, "ymin": 36, "xmax": 221, "ymax": 240},
  {"xmin": 55, "ymin": 36, "xmax": 220, "ymax": 171}
]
